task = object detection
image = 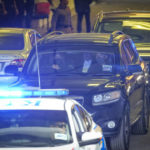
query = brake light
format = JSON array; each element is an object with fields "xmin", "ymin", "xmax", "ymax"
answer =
[{"xmin": 10, "ymin": 59, "xmax": 25, "ymax": 67}]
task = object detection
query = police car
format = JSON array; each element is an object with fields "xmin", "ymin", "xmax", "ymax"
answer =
[{"xmin": 0, "ymin": 89, "xmax": 107, "ymax": 150}]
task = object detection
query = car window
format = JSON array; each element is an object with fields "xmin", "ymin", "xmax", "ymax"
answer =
[
  {"xmin": 124, "ymin": 40, "xmax": 134, "ymax": 64},
  {"xmin": 95, "ymin": 19, "xmax": 150, "ymax": 43},
  {"xmin": 0, "ymin": 110, "xmax": 72, "ymax": 147},
  {"xmin": 129, "ymin": 39, "xmax": 139, "ymax": 63},
  {"xmin": 102, "ymin": 21, "xmax": 123, "ymax": 33},
  {"xmin": 123, "ymin": 39, "xmax": 138, "ymax": 64},
  {"xmin": 25, "ymin": 47, "xmax": 116, "ymax": 77},
  {"xmin": 75, "ymin": 105, "xmax": 92, "ymax": 132},
  {"xmin": 72, "ymin": 113, "xmax": 80, "ymax": 133},
  {"xmin": 72, "ymin": 107, "xmax": 85, "ymax": 142},
  {"xmin": 72, "ymin": 105, "xmax": 86, "ymax": 133},
  {"xmin": 120, "ymin": 42, "xmax": 130, "ymax": 66},
  {"xmin": 0, "ymin": 33, "xmax": 24, "ymax": 50},
  {"xmin": 72, "ymin": 105, "xmax": 91, "ymax": 141}
]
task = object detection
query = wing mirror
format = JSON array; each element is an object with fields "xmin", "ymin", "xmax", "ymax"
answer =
[
  {"xmin": 127, "ymin": 64, "xmax": 142, "ymax": 74},
  {"xmin": 4, "ymin": 65, "xmax": 20, "ymax": 76},
  {"xmin": 79, "ymin": 132, "xmax": 102, "ymax": 147},
  {"xmin": 114, "ymin": 64, "xmax": 143, "ymax": 76}
]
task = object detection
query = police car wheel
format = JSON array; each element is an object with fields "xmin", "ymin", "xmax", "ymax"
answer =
[
  {"xmin": 132, "ymin": 92, "xmax": 149, "ymax": 134},
  {"xmin": 110, "ymin": 108, "xmax": 130, "ymax": 150}
]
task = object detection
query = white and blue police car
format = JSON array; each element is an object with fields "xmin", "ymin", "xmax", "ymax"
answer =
[{"xmin": 0, "ymin": 88, "xmax": 107, "ymax": 150}]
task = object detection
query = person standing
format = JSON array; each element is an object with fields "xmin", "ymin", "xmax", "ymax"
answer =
[
  {"xmin": 74, "ymin": 0, "xmax": 92, "ymax": 33},
  {"xmin": 51, "ymin": 0, "xmax": 73, "ymax": 33},
  {"xmin": 2, "ymin": 0, "xmax": 18, "ymax": 27},
  {"xmin": 34, "ymin": 0, "xmax": 53, "ymax": 30},
  {"xmin": 15, "ymin": 0, "xmax": 24, "ymax": 27},
  {"xmin": 24, "ymin": 0, "xmax": 34, "ymax": 28},
  {"xmin": 0, "ymin": 0, "xmax": 5, "ymax": 27}
]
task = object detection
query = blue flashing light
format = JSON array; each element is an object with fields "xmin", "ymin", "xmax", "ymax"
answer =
[{"xmin": 0, "ymin": 88, "xmax": 69, "ymax": 98}]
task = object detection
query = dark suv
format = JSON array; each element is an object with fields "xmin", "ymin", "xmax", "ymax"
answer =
[
  {"xmin": 6, "ymin": 32, "xmax": 149, "ymax": 150},
  {"xmin": 94, "ymin": 10, "xmax": 150, "ymax": 71}
]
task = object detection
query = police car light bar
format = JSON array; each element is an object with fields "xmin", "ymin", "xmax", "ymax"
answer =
[{"xmin": 0, "ymin": 88, "xmax": 69, "ymax": 98}]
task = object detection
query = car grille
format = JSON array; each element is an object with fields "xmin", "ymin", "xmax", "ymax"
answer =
[{"xmin": 68, "ymin": 96, "xmax": 84, "ymax": 105}]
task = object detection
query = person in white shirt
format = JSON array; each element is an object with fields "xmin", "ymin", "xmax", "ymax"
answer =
[{"xmin": 82, "ymin": 53, "xmax": 92, "ymax": 73}]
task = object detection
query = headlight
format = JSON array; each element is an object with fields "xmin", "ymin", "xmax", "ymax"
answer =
[{"xmin": 92, "ymin": 91, "xmax": 121, "ymax": 106}]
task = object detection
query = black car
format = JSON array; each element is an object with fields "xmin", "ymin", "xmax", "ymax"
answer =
[
  {"xmin": 93, "ymin": 10, "xmax": 150, "ymax": 73},
  {"xmin": 6, "ymin": 32, "xmax": 149, "ymax": 150}
]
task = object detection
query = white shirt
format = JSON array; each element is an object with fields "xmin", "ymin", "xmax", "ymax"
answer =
[{"xmin": 82, "ymin": 60, "xmax": 92, "ymax": 73}]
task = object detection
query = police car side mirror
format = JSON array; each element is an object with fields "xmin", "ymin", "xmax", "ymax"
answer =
[
  {"xmin": 79, "ymin": 132, "xmax": 102, "ymax": 147},
  {"xmin": 5, "ymin": 65, "xmax": 20, "ymax": 76}
]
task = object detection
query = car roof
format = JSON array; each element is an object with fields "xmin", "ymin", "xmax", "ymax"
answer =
[
  {"xmin": 0, "ymin": 98, "xmax": 71, "ymax": 111},
  {"xmin": 0, "ymin": 28, "xmax": 36, "ymax": 34},
  {"xmin": 40, "ymin": 32, "xmax": 119, "ymax": 46},
  {"xmin": 99, "ymin": 10, "xmax": 150, "ymax": 19}
]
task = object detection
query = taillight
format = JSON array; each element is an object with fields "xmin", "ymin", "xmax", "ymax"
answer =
[{"xmin": 10, "ymin": 59, "xmax": 25, "ymax": 67}]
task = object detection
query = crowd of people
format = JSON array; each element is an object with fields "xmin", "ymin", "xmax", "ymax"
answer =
[
  {"xmin": 0, "ymin": 0, "xmax": 94, "ymax": 33},
  {"xmin": 0, "ymin": 0, "xmax": 53, "ymax": 28},
  {"xmin": 51, "ymin": 0, "xmax": 92, "ymax": 33},
  {"xmin": 0, "ymin": 0, "xmax": 33, "ymax": 28}
]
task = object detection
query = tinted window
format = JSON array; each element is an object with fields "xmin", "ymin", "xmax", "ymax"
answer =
[
  {"xmin": 0, "ymin": 110, "xmax": 72, "ymax": 147},
  {"xmin": 0, "ymin": 33, "xmax": 24, "ymax": 50},
  {"xmin": 75, "ymin": 105, "xmax": 92, "ymax": 132},
  {"xmin": 25, "ymin": 46, "xmax": 116, "ymax": 76},
  {"xmin": 124, "ymin": 40, "xmax": 137, "ymax": 64},
  {"xmin": 120, "ymin": 43, "xmax": 130, "ymax": 66}
]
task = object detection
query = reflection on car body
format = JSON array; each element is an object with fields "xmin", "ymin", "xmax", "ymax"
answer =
[
  {"xmin": 7, "ymin": 32, "xmax": 149, "ymax": 150},
  {"xmin": 0, "ymin": 94, "xmax": 107, "ymax": 150}
]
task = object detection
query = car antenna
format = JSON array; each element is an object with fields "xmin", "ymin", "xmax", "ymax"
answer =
[{"xmin": 34, "ymin": 31, "xmax": 41, "ymax": 90}]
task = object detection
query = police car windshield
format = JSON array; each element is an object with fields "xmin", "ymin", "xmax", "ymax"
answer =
[
  {"xmin": 0, "ymin": 110, "xmax": 72, "ymax": 147},
  {"xmin": 98, "ymin": 19, "xmax": 150, "ymax": 43}
]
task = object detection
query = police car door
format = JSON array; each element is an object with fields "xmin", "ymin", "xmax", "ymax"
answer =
[{"xmin": 72, "ymin": 105, "xmax": 100, "ymax": 150}]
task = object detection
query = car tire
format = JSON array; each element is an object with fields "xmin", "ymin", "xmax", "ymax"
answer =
[
  {"xmin": 132, "ymin": 91, "xmax": 149, "ymax": 134},
  {"xmin": 110, "ymin": 107, "xmax": 130, "ymax": 150}
]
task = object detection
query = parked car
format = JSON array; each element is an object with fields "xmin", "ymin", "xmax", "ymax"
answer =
[
  {"xmin": 6, "ymin": 32, "xmax": 149, "ymax": 150},
  {"xmin": 0, "ymin": 28, "xmax": 41, "ymax": 85},
  {"xmin": 93, "ymin": 10, "xmax": 150, "ymax": 72},
  {"xmin": 0, "ymin": 89, "xmax": 107, "ymax": 150}
]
